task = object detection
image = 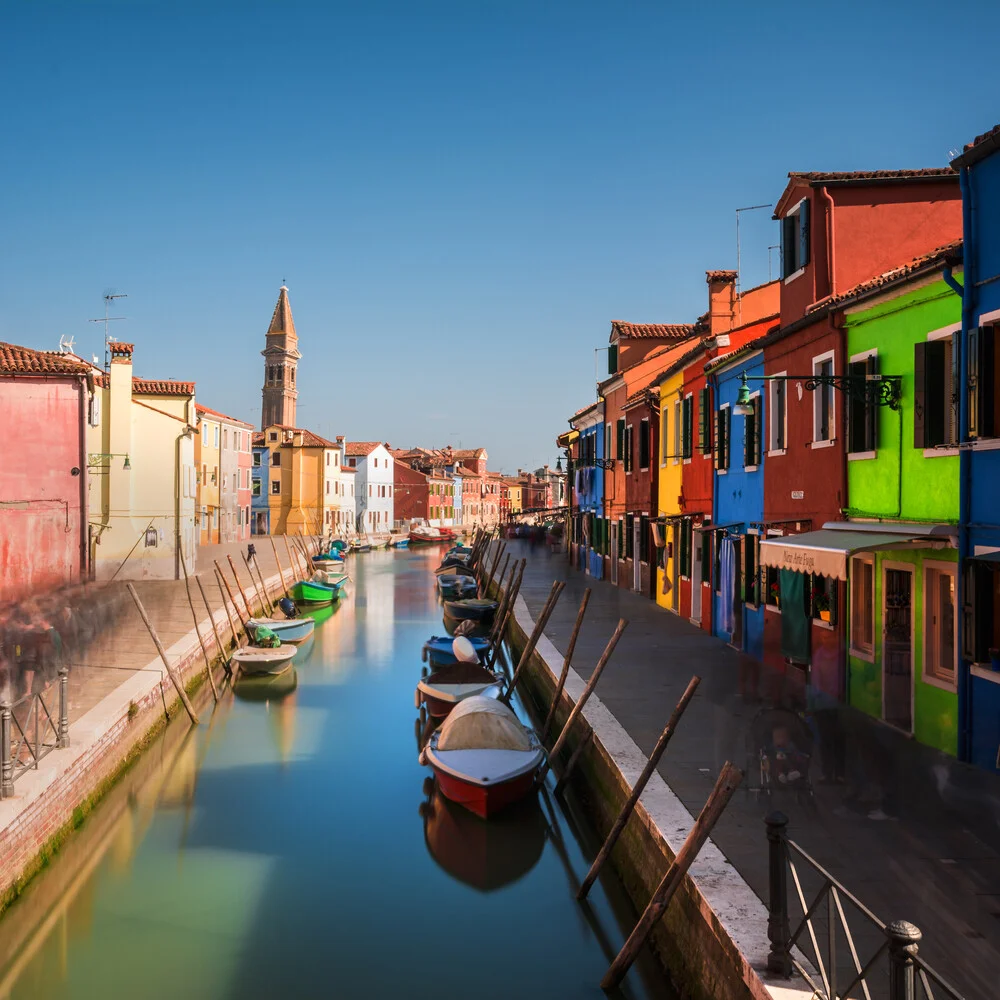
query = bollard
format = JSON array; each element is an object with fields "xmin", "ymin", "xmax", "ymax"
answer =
[
  {"xmin": 1, "ymin": 702, "xmax": 13, "ymax": 798},
  {"xmin": 765, "ymin": 811, "xmax": 792, "ymax": 976},
  {"xmin": 887, "ymin": 920, "xmax": 922, "ymax": 1000},
  {"xmin": 58, "ymin": 666, "xmax": 70, "ymax": 748}
]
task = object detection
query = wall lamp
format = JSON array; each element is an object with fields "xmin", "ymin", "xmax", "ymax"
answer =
[
  {"xmin": 88, "ymin": 452, "xmax": 132, "ymax": 470},
  {"xmin": 734, "ymin": 370, "xmax": 903, "ymax": 415}
]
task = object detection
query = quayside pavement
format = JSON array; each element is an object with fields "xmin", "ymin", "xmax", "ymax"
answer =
[{"xmin": 507, "ymin": 540, "xmax": 1000, "ymax": 1000}]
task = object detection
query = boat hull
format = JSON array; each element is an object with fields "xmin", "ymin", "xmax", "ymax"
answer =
[
  {"xmin": 423, "ymin": 635, "xmax": 490, "ymax": 667},
  {"xmin": 430, "ymin": 764, "xmax": 539, "ymax": 819},
  {"xmin": 247, "ymin": 617, "xmax": 316, "ymax": 644},
  {"xmin": 232, "ymin": 646, "xmax": 297, "ymax": 675},
  {"xmin": 291, "ymin": 579, "xmax": 345, "ymax": 605},
  {"xmin": 443, "ymin": 600, "xmax": 497, "ymax": 624}
]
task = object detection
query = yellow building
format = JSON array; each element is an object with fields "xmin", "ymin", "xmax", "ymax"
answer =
[
  {"xmin": 261, "ymin": 425, "xmax": 354, "ymax": 536},
  {"xmin": 84, "ymin": 342, "xmax": 197, "ymax": 580},
  {"xmin": 505, "ymin": 479, "xmax": 523, "ymax": 514},
  {"xmin": 655, "ymin": 367, "xmax": 685, "ymax": 611},
  {"xmin": 195, "ymin": 408, "xmax": 221, "ymax": 544}
]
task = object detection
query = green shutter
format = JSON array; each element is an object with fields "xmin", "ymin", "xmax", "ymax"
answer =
[{"xmin": 698, "ymin": 388, "xmax": 710, "ymax": 453}]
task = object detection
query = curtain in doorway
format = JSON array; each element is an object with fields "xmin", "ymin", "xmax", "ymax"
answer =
[
  {"xmin": 780, "ymin": 569, "xmax": 811, "ymax": 664},
  {"xmin": 719, "ymin": 536, "xmax": 736, "ymax": 635}
]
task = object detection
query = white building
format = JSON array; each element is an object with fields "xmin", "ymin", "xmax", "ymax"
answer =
[{"xmin": 345, "ymin": 442, "xmax": 394, "ymax": 533}]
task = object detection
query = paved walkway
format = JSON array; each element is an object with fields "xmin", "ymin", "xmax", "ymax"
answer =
[{"xmin": 507, "ymin": 541, "xmax": 1000, "ymax": 999}]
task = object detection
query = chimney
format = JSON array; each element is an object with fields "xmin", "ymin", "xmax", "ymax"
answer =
[
  {"xmin": 108, "ymin": 343, "xmax": 134, "ymax": 521},
  {"xmin": 706, "ymin": 271, "xmax": 737, "ymax": 339}
]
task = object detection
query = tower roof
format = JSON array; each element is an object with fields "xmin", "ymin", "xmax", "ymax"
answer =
[{"xmin": 267, "ymin": 286, "xmax": 297, "ymax": 340}]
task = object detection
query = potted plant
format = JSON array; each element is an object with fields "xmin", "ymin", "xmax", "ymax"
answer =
[
  {"xmin": 990, "ymin": 648, "xmax": 1000, "ymax": 673},
  {"xmin": 769, "ymin": 580, "xmax": 780, "ymax": 607},
  {"xmin": 813, "ymin": 587, "xmax": 831, "ymax": 623}
]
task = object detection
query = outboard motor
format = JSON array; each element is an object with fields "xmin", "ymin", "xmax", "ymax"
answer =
[{"xmin": 278, "ymin": 597, "xmax": 298, "ymax": 620}]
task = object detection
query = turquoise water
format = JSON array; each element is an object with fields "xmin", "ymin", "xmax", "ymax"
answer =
[{"xmin": 0, "ymin": 548, "xmax": 673, "ymax": 999}]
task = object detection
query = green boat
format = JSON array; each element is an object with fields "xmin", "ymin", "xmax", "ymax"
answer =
[{"xmin": 291, "ymin": 577, "xmax": 347, "ymax": 607}]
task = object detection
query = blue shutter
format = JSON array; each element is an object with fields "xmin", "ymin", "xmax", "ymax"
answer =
[{"xmin": 799, "ymin": 198, "xmax": 810, "ymax": 268}]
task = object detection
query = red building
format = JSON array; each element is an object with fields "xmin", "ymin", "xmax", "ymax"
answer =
[
  {"xmin": 393, "ymin": 461, "xmax": 431, "ymax": 522},
  {"xmin": 761, "ymin": 169, "xmax": 963, "ymax": 676},
  {"xmin": 0, "ymin": 342, "xmax": 90, "ymax": 599}
]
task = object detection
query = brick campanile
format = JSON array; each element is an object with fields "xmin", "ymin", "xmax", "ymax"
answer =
[{"xmin": 260, "ymin": 285, "xmax": 301, "ymax": 429}]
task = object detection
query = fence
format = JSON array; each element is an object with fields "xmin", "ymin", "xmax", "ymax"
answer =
[
  {"xmin": 765, "ymin": 812, "xmax": 967, "ymax": 1000},
  {"xmin": 1, "ymin": 668, "xmax": 69, "ymax": 798}
]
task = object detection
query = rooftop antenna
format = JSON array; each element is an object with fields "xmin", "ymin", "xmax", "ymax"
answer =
[
  {"xmin": 767, "ymin": 244, "xmax": 780, "ymax": 282},
  {"xmin": 89, "ymin": 291, "xmax": 128, "ymax": 372},
  {"xmin": 735, "ymin": 204, "xmax": 771, "ymax": 324},
  {"xmin": 57, "ymin": 335, "xmax": 75, "ymax": 354}
]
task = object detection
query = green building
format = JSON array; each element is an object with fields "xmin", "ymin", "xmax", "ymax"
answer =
[{"xmin": 839, "ymin": 246, "xmax": 962, "ymax": 754}]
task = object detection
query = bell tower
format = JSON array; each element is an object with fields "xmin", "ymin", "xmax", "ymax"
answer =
[{"xmin": 261, "ymin": 285, "xmax": 301, "ymax": 429}]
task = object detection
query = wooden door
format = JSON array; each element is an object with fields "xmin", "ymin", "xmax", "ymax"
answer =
[{"xmin": 882, "ymin": 565, "xmax": 913, "ymax": 733}]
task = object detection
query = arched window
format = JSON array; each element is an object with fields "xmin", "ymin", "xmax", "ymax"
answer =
[{"xmin": 291, "ymin": 368, "xmax": 295, "ymax": 385}]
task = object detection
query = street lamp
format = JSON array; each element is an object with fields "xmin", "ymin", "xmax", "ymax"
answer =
[{"xmin": 735, "ymin": 369, "xmax": 903, "ymax": 411}]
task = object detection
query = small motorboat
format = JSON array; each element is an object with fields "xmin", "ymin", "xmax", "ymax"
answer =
[
  {"xmin": 436, "ymin": 528, "xmax": 457, "ymax": 541},
  {"xmin": 419, "ymin": 696, "xmax": 544, "ymax": 818},
  {"xmin": 246, "ymin": 615, "xmax": 316, "ymax": 644},
  {"xmin": 389, "ymin": 533, "xmax": 409, "ymax": 548},
  {"xmin": 231, "ymin": 644, "xmax": 297, "ymax": 675},
  {"xmin": 422, "ymin": 634, "xmax": 491, "ymax": 668},
  {"xmin": 291, "ymin": 577, "xmax": 347, "ymax": 607},
  {"xmin": 444, "ymin": 545, "xmax": 474, "ymax": 560},
  {"xmin": 312, "ymin": 568, "xmax": 348, "ymax": 586},
  {"xmin": 233, "ymin": 667, "xmax": 298, "ymax": 703},
  {"xmin": 417, "ymin": 660, "xmax": 502, "ymax": 718},
  {"xmin": 437, "ymin": 574, "xmax": 479, "ymax": 600},
  {"xmin": 312, "ymin": 553, "xmax": 344, "ymax": 566},
  {"xmin": 443, "ymin": 598, "xmax": 497, "ymax": 626},
  {"xmin": 434, "ymin": 561, "xmax": 475, "ymax": 579},
  {"xmin": 409, "ymin": 527, "xmax": 444, "ymax": 545},
  {"xmin": 349, "ymin": 536, "xmax": 372, "ymax": 553}
]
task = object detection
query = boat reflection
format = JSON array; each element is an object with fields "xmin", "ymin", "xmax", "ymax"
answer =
[
  {"xmin": 233, "ymin": 667, "xmax": 299, "ymax": 704},
  {"xmin": 419, "ymin": 779, "xmax": 546, "ymax": 892}
]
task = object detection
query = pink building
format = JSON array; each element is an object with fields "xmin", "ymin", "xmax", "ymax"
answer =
[{"xmin": 0, "ymin": 342, "xmax": 90, "ymax": 599}]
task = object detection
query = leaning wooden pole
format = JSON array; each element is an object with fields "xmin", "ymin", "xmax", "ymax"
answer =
[
  {"xmin": 488, "ymin": 558, "xmax": 519, "ymax": 643},
  {"xmin": 180, "ymin": 557, "xmax": 219, "ymax": 702},
  {"xmin": 282, "ymin": 535, "xmax": 302, "ymax": 581},
  {"xmin": 535, "ymin": 618, "xmax": 627, "ymax": 786},
  {"xmin": 486, "ymin": 560, "xmax": 525, "ymax": 667},
  {"xmin": 485, "ymin": 541, "xmax": 505, "ymax": 592},
  {"xmin": 215, "ymin": 560, "xmax": 247, "ymax": 628},
  {"xmin": 553, "ymin": 727, "xmax": 593, "ymax": 795},
  {"xmin": 501, "ymin": 580, "xmax": 565, "ymax": 704},
  {"xmin": 245, "ymin": 552, "xmax": 273, "ymax": 616},
  {"xmin": 195, "ymin": 575, "xmax": 227, "ymax": 661},
  {"xmin": 541, "ymin": 587, "xmax": 592, "ymax": 741},
  {"xmin": 126, "ymin": 583, "xmax": 199, "ymax": 725},
  {"xmin": 578, "ymin": 675, "xmax": 702, "ymax": 900},
  {"xmin": 270, "ymin": 535, "xmax": 290, "ymax": 598},
  {"xmin": 227, "ymin": 555, "xmax": 255, "ymax": 618},
  {"xmin": 494, "ymin": 553, "xmax": 510, "ymax": 597},
  {"xmin": 250, "ymin": 554, "xmax": 274, "ymax": 615},
  {"xmin": 214, "ymin": 568, "xmax": 241, "ymax": 649},
  {"xmin": 600, "ymin": 761, "xmax": 744, "ymax": 991}
]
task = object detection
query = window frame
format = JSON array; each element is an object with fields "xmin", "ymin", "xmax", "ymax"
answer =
[
  {"xmin": 923, "ymin": 561, "xmax": 958, "ymax": 691},
  {"xmin": 744, "ymin": 391, "xmax": 762, "ymax": 470},
  {"xmin": 781, "ymin": 197, "xmax": 810, "ymax": 281},
  {"xmin": 682, "ymin": 394, "xmax": 694, "ymax": 462},
  {"xmin": 847, "ymin": 350, "xmax": 879, "ymax": 459},
  {"xmin": 768, "ymin": 372, "xmax": 787, "ymax": 455},
  {"xmin": 672, "ymin": 399, "xmax": 681, "ymax": 466},
  {"xmin": 715, "ymin": 403, "xmax": 731, "ymax": 473},
  {"xmin": 270, "ymin": 480, "xmax": 281, "ymax": 495},
  {"xmin": 849, "ymin": 554, "xmax": 875, "ymax": 661},
  {"xmin": 811, "ymin": 351, "xmax": 836, "ymax": 447}
]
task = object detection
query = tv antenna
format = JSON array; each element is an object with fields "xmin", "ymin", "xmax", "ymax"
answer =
[
  {"xmin": 57, "ymin": 335, "xmax": 75, "ymax": 354},
  {"xmin": 735, "ymin": 204, "xmax": 771, "ymax": 323},
  {"xmin": 89, "ymin": 291, "xmax": 128, "ymax": 371}
]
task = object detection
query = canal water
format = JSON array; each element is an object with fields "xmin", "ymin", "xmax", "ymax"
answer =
[{"xmin": 0, "ymin": 548, "xmax": 674, "ymax": 999}]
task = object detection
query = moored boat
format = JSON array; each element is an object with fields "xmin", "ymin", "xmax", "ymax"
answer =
[
  {"xmin": 291, "ymin": 577, "xmax": 347, "ymax": 606},
  {"xmin": 419, "ymin": 696, "xmax": 544, "ymax": 818},
  {"xmin": 437, "ymin": 574, "xmax": 478, "ymax": 599},
  {"xmin": 231, "ymin": 644, "xmax": 297, "ymax": 675},
  {"xmin": 443, "ymin": 598, "xmax": 497, "ymax": 626},
  {"xmin": 409, "ymin": 527, "xmax": 444, "ymax": 545},
  {"xmin": 246, "ymin": 616, "xmax": 316, "ymax": 644},
  {"xmin": 422, "ymin": 634, "xmax": 491, "ymax": 668},
  {"xmin": 233, "ymin": 666, "xmax": 299, "ymax": 702},
  {"xmin": 434, "ymin": 560, "xmax": 475, "ymax": 578},
  {"xmin": 389, "ymin": 533, "xmax": 410, "ymax": 548},
  {"xmin": 417, "ymin": 658, "xmax": 502, "ymax": 718}
]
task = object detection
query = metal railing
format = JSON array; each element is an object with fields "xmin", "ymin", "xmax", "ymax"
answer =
[
  {"xmin": 765, "ymin": 812, "xmax": 967, "ymax": 1000},
  {"xmin": 1, "ymin": 667, "xmax": 70, "ymax": 798}
]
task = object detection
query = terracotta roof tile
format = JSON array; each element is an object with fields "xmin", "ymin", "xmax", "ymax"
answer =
[
  {"xmin": 252, "ymin": 432, "xmax": 265, "ymax": 446},
  {"xmin": 788, "ymin": 168, "xmax": 956, "ymax": 184},
  {"xmin": 816, "ymin": 240, "xmax": 964, "ymax": 310},
  {"xmin": 132, "ymin": 379, "xmax": 194, "ymax": 396},
  {"xmin": 345, "ymin": 441, "xmax": 383, "ymax": 457},
  {"xmin": 952, "ymin": 123, "xmax": 1000, "ymax": 168},
  {"xmin": 0, "ymin": 342, "xmax": 90, "ymax": 376},
  {"xmin": 610, "ymin": 321, "xmax": 697, "ymax": 341},
  {"xmin": 195, "ymin": 403, "xmax": 253, "ymax": 426},
  {"xmin": 706, "ymin": 270, "xmax": 738, "ymax": 282}
]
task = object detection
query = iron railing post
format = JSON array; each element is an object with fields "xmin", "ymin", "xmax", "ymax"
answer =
[
  {"xmin": 0, "ymin": 702, "xmax": 12, "ymax": 798},
  {"xmin": 765, "ymin": 811, "xmax": 792, "ymax": 976},
  {"xmin": 887, "ymin": 920, "xmax": 921, "ymax": 1000},
  {"xmin": 58, "ymin": 667, "xmax": 70, "ymax": 748}
]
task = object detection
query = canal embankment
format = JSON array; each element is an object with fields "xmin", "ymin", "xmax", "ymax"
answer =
[{"xmin": 0, "ymin": 540, "xmax": 305, "ymax": 912}]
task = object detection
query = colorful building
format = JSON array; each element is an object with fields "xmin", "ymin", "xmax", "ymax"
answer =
[
  {"xmin": 568, "ymin": 400, "xmax": 604, "ymax": 577},
  {"xmin": 195, "ymin": 404, "xmax": 254, "ymax": 544},
  {"xmin": 251, "ymin": 433, "xmax": 270, "ymax": 535},
  {"xmin": 0, "ymin": 342, "xmax": 90, "ymax": 599},
  {"xmin": 195, "ymin": 407, "xmax": 221, "ymax": 544},
  {"xmin": 346, "ymin": 442, "xmax": 395, "ymax": 534}
]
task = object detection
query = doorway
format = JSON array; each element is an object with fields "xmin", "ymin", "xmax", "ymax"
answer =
[
  {"xmin": 610, "ymin": 521, "xmax": 618, "ymax": 585},
  {"xmin": 632, "ymin": 517, "xmax": 641, "ymax": 592},
  {"xmin": 691, "ymin": 529, "xmax": 703, "ymax": 624},
  {"xmin": 882, "ymin": 564, "xmax": 913, "ymax": 733},
  {"xmin": 732, "ymin": 537, "xmax": 744, "ymax": 649}
]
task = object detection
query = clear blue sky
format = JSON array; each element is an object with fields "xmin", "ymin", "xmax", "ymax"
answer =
[{"xmin": 3, "ymin": 1, "xmax": 999, "ymax": 472}]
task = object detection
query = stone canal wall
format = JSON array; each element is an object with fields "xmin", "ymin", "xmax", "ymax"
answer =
[
  {"xmin": 0, "ymin": 568, "xmax": 287, "ymax": 913},
  {"xmin": 506, "ymin": 595, "xmax": 811, "ymax": 1000}
]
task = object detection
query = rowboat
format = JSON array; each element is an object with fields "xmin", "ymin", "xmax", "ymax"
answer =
[
  {"xmin": 445, "ymin": 545, "xmax": 474, "ymax": 560},
  {"xmin": 233, "ymin": 666, "xmax": 298, "ymax": 702},
  {"xmin": 291, "ymin": 577, "xmax": 347, "ymax": 607},
  {"xmin": 312, "ymin": 553, "xmax": 344, "ymax": 566},
  {"xmin": 389, "ymin": 533, "xmax": 409, "ymax": 548},
  {"xmin": 231, "ymin": 644, "xmax": 297, "ymax": 675},
  {"xmin": 246, "ymin": 616, "xmax": 316, "ymax": 644},
  {"xmin": 437, "ymin": 574, "xmax": 478, "ymax": 599},
  {"xmin": 410, "ymin": 527, "xmax": 445, "ymax": 545},
  {"xmin": 417, "ymin": 660, "xmax": 502, "ymax": 718},
  {"xmin": 434, "ymin": 561, "xmax": 475, "ymax": 579},
  {"xmin": 419, "ymin": 696, "xmax": 545, "ymax": 818},
  {"xmin": 349, "ymin": 537, "xmax": 372, "ymax": 553},
  {"xmin": 422, "ymin": 634, "xmax": 491, "ymax": 668},
  {"xmin": 312, "ymin": 568, "xmax": 348, "ymax": 586},
  {"xmin": 443, "ymin": 598, "xmax": 497, "ymax": 625}
]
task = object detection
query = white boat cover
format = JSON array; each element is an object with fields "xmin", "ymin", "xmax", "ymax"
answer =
[
  {"xmin": 436, "ymin": 696, "xmax": 532, "ymax": 752},
  {"xmin": 452, "ymin": 636, "xmax": 479, "ymax": 663}
]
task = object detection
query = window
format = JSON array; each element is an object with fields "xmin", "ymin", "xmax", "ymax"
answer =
[
  {"xmin": 781, "ymin": 198, "xmax": 810, "ymax": 278},
  {"xmin": 744, "ymin": 395, "xmax": 761, "ymax": 468},
  {"xmin": 608, "ymin": 344, "xmax": 618, "ymax": 374},
  {"xmin": 214, "ymin": 426, "xmax": 219, "ymax": 447},
  {"xmin": 269, "ymin": 431, "xmax": 277, "ymax": 442},
  {"xmin": 660, "ymin": 406, "xmax": 669, "ymax": 465},
  {"xmin": 271, "ymin": 451, "xmax": 281, "ymax": 466},
  {"xmin": 715, "ymin": 406, "xmax": 731, "ymax": 470},
  {"xmin": 605, "ymin": 423, "xmax": 612, "ymax": 460},
  {"xmin": 202, "ymin": 424, "xmax": 209, "ymax": 445},
  {"xmin": 623, "ymin": 424, "xmax": 633, "ymax": 473},
  {"xmin": 847, "ymin": 354, "xmax": 879, "ymax": 454},
  {"xmin": 616, "ymin": 419, "xmax": 626, "ymax": 461},
  {"xmin": 681, "ymin": 396, "xmax": 693, "ymax": 460},
  {"xmin": 698, "ymin": 388, "xmax": 711, "ymax": 455},
  {"xmin": 850, "ymin": 556, "xmax": 875, "ymax": 656},
  {"xmin": 672, "ymin": 399, "xmax": 680, "ymax": 464},
  {"xmin": 744, "ymin": 536, "xmax": 759, "ymax": 607},
  {"xmin": 914, "ymin": 336, "xmax": 959, "ymax": 448},
  {"xmin": 924, "ymin": 565, "xmax": 957, "ymax": 685},
  {"xmin": 271, "ymin": 480, "xmax": 280, "ymax": 495},
  {"xmin": 325, "ymin": 481, "xmax": 330, "ymax": 495},
  {"xmin": 679, "ymin": 519, "xmax": 692, "ymax": 577},
  {"xmin": 812, "ymin": 354, "xmax": 835, "ymax": 443},
  {"xmin": 639, "ymin": 419, "xmax": 650, "ymax": 469},
  {"xmin": 968, "ymin": 324, "xmax": 1000, "ymax": 439},
  {"xmin": 765, "ymin": 561, "xmax": 780, "ymax": 608},
  {"xmin": 252, "ymin": 480, "xmax": 261, "ymax": 497},
  {"xmin": 223, "ymin": 428, "xmax": 228, "ymax": 450},
  {"xmin": 222, "ymin": 474, "xmax": 228, "ymax": 493},
  {"xmin": 768, "ymin": 377, "xmax": 786, "ymax": 452},
  {"xmin": 809, "ymin": 574, "xmax": 837, "ymax": 624}
]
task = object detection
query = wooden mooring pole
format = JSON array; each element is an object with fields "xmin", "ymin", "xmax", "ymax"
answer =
[
  {"xmin": 180, "ymin": 556, "xmax": 219, "ymax": 702},
  {"xmin": 535, "ymin": 618, "xmax": 627, "ymax": 786},
  {"xmin": 600, "ymin": 761, "xmax": 744, "ymax": 991},
  {"xmin": 195, "ymin": 575, "xmax": 228, "ymax": 665},
  {"xmin": 270, "ymin": 535, "xmax": 290, "ymax": 598},
  {"xmin": 213, "ymin": 567, "xmax": 241, "ymax": 648},
  {"xmin": 245, "ymin": 552, "xmax": 273, "ymax": 616},
  {"xmin": 501, "ymin": 580, "xmax": 564, "ymax": 704},
  {"xmin": 215, "ymin": 560, "xmax": 247, "ymax": 629},
  {"xmin": 126, "ymin": 584, "xmax": 199, "ymax": 725},
  {"xmin": 541, "ymin": 587, "xmax": 591, "ymax": 742},
  {"xmin": 554, "ymin": 728, "xmax": 593, "ymax": 795},
  {"xmin": 227, "ymin": 555, "xmax": 255, "ymax": 619},
  {"xmin": 578, "ymin": 675, "xmax": 701, "ymax": 900}
]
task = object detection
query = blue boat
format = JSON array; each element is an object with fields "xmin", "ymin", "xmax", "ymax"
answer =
[
  {"xmin": 422, "ymin": 634, "xmax": 491, "ymax": 668},
  {"xmin": 437, "ymin": 574, "xmax": 479, "ymax": 600}
]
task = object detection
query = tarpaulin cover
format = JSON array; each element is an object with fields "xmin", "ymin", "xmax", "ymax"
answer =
[
  {"xmin": 779, "ymin": 569, "xmax": 811, "ymax": 664},
  {"xmin": 759, "ymin": 529, "xmax": 925, "ymax": 582},
  {"xmin": 437, "ymin": 696, "xmax": 533, "ymax": 751}
]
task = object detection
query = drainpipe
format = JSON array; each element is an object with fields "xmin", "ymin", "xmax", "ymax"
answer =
[
  {"xmin": 956, "ymin": 168, "xmax": 975, "ymax": 763},
  {"xmin": 821, "ymin": 186, "xmax": 836, "ymax": 297}
]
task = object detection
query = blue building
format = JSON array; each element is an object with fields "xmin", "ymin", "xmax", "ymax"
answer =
[
  {"xmin": 707, "ymin": 347, "xmax": 766, "ymax": 660},
  {"xmin": 570, "ymin": 400, "xmax": 605, "ymax": 578},
  {"xmin": 251, "ymin": 436, "xmax": 270, "ymax": 535},
  {"xmin": 952, "ymin": 127, "xmax": 1000, "ymax": 772}
]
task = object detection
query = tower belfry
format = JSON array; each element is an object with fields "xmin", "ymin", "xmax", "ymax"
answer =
[{"xmin": 260, "ymin": 285, "xmax": 301, "ymax": 429}]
